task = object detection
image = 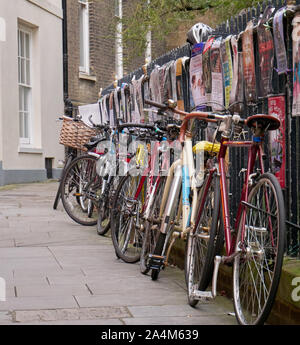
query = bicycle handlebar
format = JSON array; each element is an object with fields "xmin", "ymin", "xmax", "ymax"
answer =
[
  {"xmin": 144, "ymin": 99, "xmax": 247, "ymax": 143},
  {"xmin": 117, "ymin": 123, "xmax": 156, "ymax": 131}
]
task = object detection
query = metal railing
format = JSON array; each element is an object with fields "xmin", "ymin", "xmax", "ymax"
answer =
[{"xmin": 102, "ymin": 0, "xmax": 300, "ymax": 257}]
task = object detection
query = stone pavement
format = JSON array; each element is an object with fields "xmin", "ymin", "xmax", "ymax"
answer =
[{"xmin": 0, "ymin": 181, "xmax": 237, "ymax": 325}]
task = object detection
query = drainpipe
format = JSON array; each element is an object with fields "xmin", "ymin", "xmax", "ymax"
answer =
[
  {"xmin": 145, "ymin": 0, "xmax": 151, "ymax": 63},
  {"xmin": 62, "ymin": 0, "xmax": 71, "ymax": 113},
  {"xmin": 116, "ymin": 0, "xmax": 123, "ymax": 80}
]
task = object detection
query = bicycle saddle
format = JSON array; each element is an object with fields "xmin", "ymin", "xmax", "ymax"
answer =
[
  {"xmin": 84, "ymin": 136, "xmax": 107, "ymax": 150},
  {"xmin": 246, "ymin": 114, "xmax": 280, "ymax": 131}
]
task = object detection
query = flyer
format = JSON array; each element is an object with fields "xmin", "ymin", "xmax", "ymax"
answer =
[
  {"xmin": 257, "ymin": 6, "xmax": 275, "ymax": 98},
  {"xmin": 292, "ymin": 12, "xmax": 300, "ymax": 116},
  {"xmin": 210, "ymin": 38, "xmax": 224, "ymax": 111},
  {"xmin": 268, "ymin": 95, "xmax": 286, "ymax": 188},
  {"xmin": 242, "ymin": 21, "xmax": 256, "ymax": 103},
  {"xmin": 230, "ymin": 36, "xmax": 239, "ymax": 106},
  {"xmin": 190, "ymin": 43, "xmax": 206, "ymax": 109},
  {"xmin": 273, "ymin": 7, "xmax": 288, "ymax": 75},
  {"xmin": 78, "ymin": 102, "xmax": 102, "ymax": 126},
  {"xmin": 202, "ymin": 37, "xmax": 214, "ymax": 101},
  {"xmin": 221, "ymin": 36, "xmax": 233, "ymax": 108}
]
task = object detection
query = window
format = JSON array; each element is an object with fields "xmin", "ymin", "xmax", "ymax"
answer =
[
  {"xmin": 18, "ymin": 26, "xmax": 32, "ymax": 144},
  {"xmin": 79, "ymin": 0, "xmax": 89, "ymax": 74}
]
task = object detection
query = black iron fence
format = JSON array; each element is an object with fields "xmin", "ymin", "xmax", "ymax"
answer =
[{"xmin": 102, "ymin": 0, "xmax": 300, "ymax": 257}]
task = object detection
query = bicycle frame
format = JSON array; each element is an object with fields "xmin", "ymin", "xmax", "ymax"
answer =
[
  {"xmin": 198, "ymin": 138, "xmax": 265, "ymax": 259},
  {"xmin": 158, "ymin": 132, "xmax": 201, "ymax": 240},
  {"xmin": 134, "ymin": 140, "xmax": 172, "ymax": 220}
]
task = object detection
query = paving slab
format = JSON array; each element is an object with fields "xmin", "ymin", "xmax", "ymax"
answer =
[
  {"xmin": 0, "ymin": 181, "xmax": 238, "ymax": 325},
  {"xmin": 14, "ymin": 306, "xmax": 131, "ymax": 323},
  {"xmin": 0, "ymin": 296, "xmax": 78, "ymax": 311}
]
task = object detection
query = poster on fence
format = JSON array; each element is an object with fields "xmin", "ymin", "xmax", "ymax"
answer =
[
  {"xmin": 221, "ymin": 36, "xmax": 233, "ymax": 108},
  {"xmin": 268, "ymin": 95, "xmax": 286, "ymax": 188},
  {"xmin": 78, "ymin": 102, "xmax": 102, "ymax": 126},
  {"xmin": 257, "ymin": 6, "xmax": 275, "ymax": 98},
  {"xmin": 273, "ymin": 7, "xmax": 288, "ymax": 75},
  {"xmin": 131, "ymin": 76, "xmax": 141, "ymax": 123},
  {"xmin": 176, "ymin": 58, "xmax": 185, "ymax": 111},
  {"xmin": 202, "ymin": 37, "xmax": 214, "ymax": 103},
  {"xmin": 190, "ymin": 43, "xmax": 206, "ymax": 109},
  {"xmin": 210, "ymin": 38, "xmax": 224, "ymax": 111},
  {"xmin": 109, "ymin": 92, "xmax": 116, "ymax": 126},
  {"xmin": 230, "ymin": 36, "xmax": 239, "ymax": 105},
  {"xmin": 242, "ymin": 21, "xmax": 256, "ymax": 103},
  {"xmin": 292, "ymin": 13, "xmax": 300, "ymax": 116},
  {"xmin": 162, "ymin": 61, "xmax": 173, "ymax": 105}
]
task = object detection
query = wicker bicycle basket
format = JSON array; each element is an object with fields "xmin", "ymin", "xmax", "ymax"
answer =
[{"xmin": 59, "ymin": 116, "xmax": 97, "ymax": 151}]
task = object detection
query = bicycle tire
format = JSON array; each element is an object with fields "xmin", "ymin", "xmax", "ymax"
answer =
[
  {"xmin": 97, "ymin": 201, "xmax": 111, "ymax": 236},
  {"xmin": 53, "ymin": 155, "xmax": 74, "ymax": 210},
  {"xmin": 150, "ymin": 232, "xmax": 167, "ymax": 281},
  {"xmin": 53, "ymin": 186, "xmax": 61, "ymax": 210},
  {"xmin": 60, "ymin": 155, "xmax": 100, "ymax": 226},
  {"xmin": 185, "ymin": 173, "xmax": 223, "ymax": 307},
  {"xmin": 150, "ymin": 188, "xmax": 181, "ymax": 281},
  {"xmin": 232, "ymin": 172, "xmax": 285, "ymax": 325},
  {"xmin": 140, "ymin": 177, "xmax": 166, "ymax": 274},
  {"xmin": 110, "ymin": 171, "xmax": 146, "ymax": 263}
]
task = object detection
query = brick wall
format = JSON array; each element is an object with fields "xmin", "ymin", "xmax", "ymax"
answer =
[
  {"xmin": 66, "ymin": 0, "xmax": 116, "ymax": 107},
  {"xmin": 66, "ymin": 0, "xmax": 171, "ymax": 106},
  {"xmin": 65, "ymin": 0, "xmax": 212, "ymax": 106}
]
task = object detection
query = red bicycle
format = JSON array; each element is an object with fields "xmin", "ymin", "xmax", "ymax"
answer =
[
  {"xmin": 184, "ymin": 109, "xmax": 286, "ymax": 325},
  {"xmin": 146, "ymin": 99, "xmax": 286, "ymax": 325}
]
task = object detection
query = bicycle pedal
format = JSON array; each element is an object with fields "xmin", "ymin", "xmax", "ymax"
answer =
[
  {"xmin": 148, "ymin": 254, "xmax": 165, "ymax": 270},
  {"xmin": 190, "ymin": 289, "xmax": 213, "ymax": 300}
]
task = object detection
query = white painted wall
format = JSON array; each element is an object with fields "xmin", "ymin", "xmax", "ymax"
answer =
[{"xmin": 0, "ymin": 0, "xmax": 64, "ymax": 172}]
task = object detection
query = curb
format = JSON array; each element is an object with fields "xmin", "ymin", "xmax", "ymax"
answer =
[{"xmin": 169, "ymin": 239, "xmax": 300, "ymax": 325}]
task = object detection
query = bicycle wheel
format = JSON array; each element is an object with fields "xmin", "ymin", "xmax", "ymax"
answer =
[
  {"xmin": 140, "ymin": 176, "xmax": 166, "ymax": 274},
  {"xmin": 185, "ymin": 173, "xmax": 223, "ymax": 307},
  {"xmin": 110, "ymin": 171, "xmax": 146, "ymax": 263},
  {"xmin": 60, "ymin": 155, "xmax": 101, "ymax": 226},
  {"xmin": 53, "ymin": 154, "xmax": 74, "ymax": 210},
  {"xmin": 97, "ymin": 176, "xmax": 120, "ymax": 236},
  {"xmin": 150, "ymin": 186, "xmax": 181, "ymax": 281},
  {"xmin": 233, "ymin": 172, "xmax": 285, "ymax": 325}
]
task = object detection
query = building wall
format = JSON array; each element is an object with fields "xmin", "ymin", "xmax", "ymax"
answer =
[
  {"xmin": 66, "ymin": 0, "xmax": 170, "ymax": 106},
  {"xmin": 66, "ymin": 0, "xmax": 116, "ymax": 106},
  {"xmin": 0, "ymin": 0, "xmax": 64, "ymax": 184}
]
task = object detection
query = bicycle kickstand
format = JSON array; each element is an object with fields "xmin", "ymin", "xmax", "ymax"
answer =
[{"xmin": 191, "ymin": 255, "xmax": 222, "ymax": 300}]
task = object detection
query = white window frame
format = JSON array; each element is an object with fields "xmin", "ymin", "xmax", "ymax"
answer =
[
  {"xmin": 18, "ymin": 25, "xmax": 32, "ymax": 145},
  {"xmin": 79, "ymin": 0, "xmax": 90, "ymax": 74}
]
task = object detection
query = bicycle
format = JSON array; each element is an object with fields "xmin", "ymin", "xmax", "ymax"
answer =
[
  {"xmin": 95, "ymin": 122, "xmax": 135, "ymax": 236},
  {"xmin": 110, "ymin": 120, "xmax": 179, "ymax": 264},
  {"xmin": 145, "ymin": 99, "xmax": 286, "ymax": 325},
  {"xmin": 53, "ymin": 115, "xmax": 104, "ymax": 211},
  {"xmin": 59, "ymin": 119, "xmax": 109, "ymax": 226},
  {"xmin": 53, "ymin": 146, "xmax": 77, "ymax": 210}
]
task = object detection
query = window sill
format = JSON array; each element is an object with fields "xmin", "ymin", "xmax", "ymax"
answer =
[
  {"xmin": 79, "ymin": 72, "xmax": 97, "ymax": 82},
  {"xmin": 18, "ymin": 147, "xmax": 44, "ymax": 154}
]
